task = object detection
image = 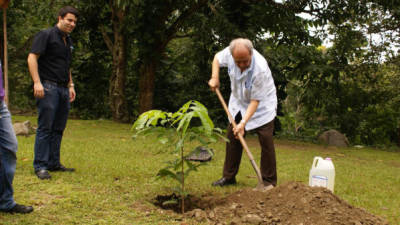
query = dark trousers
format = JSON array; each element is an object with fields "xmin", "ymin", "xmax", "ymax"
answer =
[
  {"xmin": 33, "ymin": 81, "xmax": 70, "ymax": 171},
  {"xmin": 222, "ymin": 115, "xmax": 277, "ymax": 186}
]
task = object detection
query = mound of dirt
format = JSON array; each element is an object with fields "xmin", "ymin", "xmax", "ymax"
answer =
[{"xmin": 182, "ymin": 182, "xmax": 388, "ymax": 225}]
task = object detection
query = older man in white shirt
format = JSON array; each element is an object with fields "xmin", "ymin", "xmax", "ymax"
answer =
[{"xmin": 208, "ymin": 38, "xmax": 277, "ymax": 188}]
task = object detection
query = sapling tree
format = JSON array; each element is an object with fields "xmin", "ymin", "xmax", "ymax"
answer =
[{"xmin": 132, "ymin": 100, "xmax": 226, "ymax": 214}]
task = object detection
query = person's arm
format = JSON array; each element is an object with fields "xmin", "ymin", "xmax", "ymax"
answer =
[
  {"xmin": 233, "ymin": 99, "xmax": 259, "ymax": 137},
  {"xmin": 208, "ymin": 55, "xmax": 220, "ymax": 92},
  {"xmin": 68, "ymin": 70, "xmax": 76, "ymax": 102},
  {"xmin": 27, "ymin": 53, "xmax": 44, "ymax": 98}
]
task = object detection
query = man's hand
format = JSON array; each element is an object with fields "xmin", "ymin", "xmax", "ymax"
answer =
[
  {"xmin": 33, "ymin": 82, "xmax": 45, "ymax": 98},
  {"xmin": 233, "ymin": 100, "xmax": 259, "ymax": 139},
  {"xmin": 208, "ymin": 77, "xmax": 220, "ymax": 92},
  {"xmin": 69, "ymin": 86, "xmax": 76, "ymax": 102},
  {"xmin": 209, "ymin": 55, "xmax": 220, "ymax": 92},
  {"xmin": 233, "ymin": 121, "xmax": 245, "ymax": 139}
]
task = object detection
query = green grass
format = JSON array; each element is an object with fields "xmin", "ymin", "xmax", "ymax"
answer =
[{"xmin": 1, "ymin": 116, "xmax": 399, "ymax": 224}]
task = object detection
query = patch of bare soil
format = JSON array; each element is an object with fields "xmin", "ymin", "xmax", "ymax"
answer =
[
  {"xmin": 154, "ymin": 193, "xmax": 225, "ymax": 213},
  {"xmin": 155, "ymin": 182, "xmax": 388, "ymax": 225}
]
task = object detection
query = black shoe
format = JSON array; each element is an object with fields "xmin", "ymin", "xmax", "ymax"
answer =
[
  {"xmin": 0, "ymin": 204, "xmax": 34, "ymax": 214},
  {"xmin": 48, "ymin": 164, "xmax": 75, "ymax": 172},
  {"xmin": 212, "ymin": 177, "xmax": 236, "ymax": 187},
  {"xmin": 35, "ymin": 169, "xmax": 51, "ymax": 180}
]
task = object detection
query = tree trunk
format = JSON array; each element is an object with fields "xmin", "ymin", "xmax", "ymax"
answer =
[
  {"xmin": 108, "ymin": 3, "xmax": 127, "ymax": 122},
  {"xmin": 109, "ymin": 32, "xmax": 127, "ymax": 122},
  {"xmin": 136, "ymin": 0, "xmax": 208, "ymax": 114},
  {"xmin": 138, "ymin": 59, "xmax": 157, "ymax": 114}
]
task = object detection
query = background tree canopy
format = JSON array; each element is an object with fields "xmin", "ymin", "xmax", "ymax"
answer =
[{"xmin": 2, "ymin": 0, "xmax": 400, "ymax": 146}]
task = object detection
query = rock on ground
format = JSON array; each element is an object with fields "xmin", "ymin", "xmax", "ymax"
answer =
[
  {"xmin": 13, "ymin": 120, "xmax": 36, "ymax": 136},
  {"xmin": 318, "ymin": 129, "xmax": 349, "ymax": 147}
]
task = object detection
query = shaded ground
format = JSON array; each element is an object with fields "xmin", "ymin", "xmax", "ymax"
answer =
[{"xmin": 155, "ymin": 182, "xmax": 388, "ymax": 225}]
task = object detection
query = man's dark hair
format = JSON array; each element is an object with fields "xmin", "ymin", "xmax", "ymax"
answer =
[{"xmin": 58, "ymin": 6, "xmax": 79, "ymax": 18}]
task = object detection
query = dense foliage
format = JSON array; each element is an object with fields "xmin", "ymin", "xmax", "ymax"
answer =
[{"xmin": 2, "ymin": 0, "xmax": 399, "ymax": 146}]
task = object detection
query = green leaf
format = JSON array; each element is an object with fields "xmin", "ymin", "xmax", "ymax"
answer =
[
  {"xmin": 146, "ymin": 111, "xmax": 166, "ymax": 127},
  {"xmin": 190, "ymin": 101, "xmax": 214, "ymax": 134},
  {"xmin": 174, "ymin": 158, "xmax": 183, "ymax": 171},
  {"xmin": 214, "ymin": 132, "xmax": 229, "ymax": 142},
  {"xmin": 184, "ymin": 159, "xmax": 197, "ymax": 170},
  {"xmin": 174, "ymin": 139, "xmax": 184, "ymax": 153},
  {"xmin": 162, "ymin": 200, "xmax": 178, "ymax": 206},
  {"xmin": 132, "ymin": 110, "xmax": 167, "ymax": 131},
  {"xmin": 197, "ymin": 136, "xmax": 208, "ymax": 145},
  {"xmin": 131, "ymin": 114, "xmax": 149, "ymax": 131},
  {"xmin": 171, "ymin": 101, "xmax": 192, "ymax": 125},
  {"xmin": 177, "ymin": 112, "xmax": 194, "ymax": 136},
  {"xmin": 175, "ymin": 172, "xmax": 184, "ymax": 184},
  {"xmin": 157, "ymin": 169, "xmax": 181, "ymax": 183}
]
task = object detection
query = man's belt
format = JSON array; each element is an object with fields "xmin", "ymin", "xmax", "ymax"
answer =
[{"xmin": 42, "ymin": 80, "xmax": 68, "ymax": 88}]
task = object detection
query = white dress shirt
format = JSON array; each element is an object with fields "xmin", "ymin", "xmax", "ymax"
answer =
[{"xmin": 216, "ymin": 47, "xmax": 277, "ymax": 130}]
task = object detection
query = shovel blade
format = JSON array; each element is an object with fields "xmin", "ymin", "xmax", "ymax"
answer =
[{"xmin": 253, "ymin": 183, "xmax": 274, "ymax": 192}]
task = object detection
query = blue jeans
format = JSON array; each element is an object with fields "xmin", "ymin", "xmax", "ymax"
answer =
[
  {"xmin": 33, "ymin": 81, "xmax": 70, "ymax": 171},
  {"xmin": 0, "ymin": 101, "xmax": 18, "ymax": 210}
]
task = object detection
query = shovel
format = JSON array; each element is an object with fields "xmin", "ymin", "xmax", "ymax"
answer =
[{"xmin": 215, "ymin": 88, "xmax": 265, "ymax": 190}]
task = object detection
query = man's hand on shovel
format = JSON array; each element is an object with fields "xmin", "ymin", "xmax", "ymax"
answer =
[
  {"xmin": 233, "ymin": 121, "xmax": 245, "ymax": 139},
  {"xmin": 208, "ymin": 77, "xmax": 220, "ymax": 92}
]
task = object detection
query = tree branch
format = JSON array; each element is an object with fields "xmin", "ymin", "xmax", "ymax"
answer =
[
  {"xmin": 100, "ymin": 25, "xmax": 113, "ymax": 53},
  {"xmin": 162, "ymin": 0, "xmax": 209, "ymax": 49}
]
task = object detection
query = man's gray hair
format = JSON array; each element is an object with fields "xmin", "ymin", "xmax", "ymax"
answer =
[{"xmin": 229, "ymin": 38, "xmax": 253, "ymax": 55}]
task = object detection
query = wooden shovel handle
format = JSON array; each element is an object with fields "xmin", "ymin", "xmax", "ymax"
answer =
[{"xmin": 215, "ymin": 88, "xmax": 264, "ymax": 185}]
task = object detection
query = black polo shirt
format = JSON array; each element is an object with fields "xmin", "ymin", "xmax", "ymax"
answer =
[{"xmin": 30, "ymin": 26, "xmax": 73, "ymax": 84}]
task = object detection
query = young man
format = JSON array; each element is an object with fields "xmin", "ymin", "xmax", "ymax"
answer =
[
  {"xmin": 208, "ymin": 38, "xmax": 278, "ymax": 189},
  {"xmin": 0, "ymin": 62, "xmax": 33, "ymax": 214},
  {"xmin": 27, "ymin": 6, "xmax": 79, "ymax": 180}
]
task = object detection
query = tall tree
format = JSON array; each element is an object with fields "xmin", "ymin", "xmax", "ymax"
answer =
[
  {"xmin": 78, "ymin": 0, "xmax": 210, "ymax": 118},
  {"xmin": 78, "ymin": 1, "xmax": 129, "ymax": 121},
  {"xmin": 101, "ymin": 1, "xmax": 128, "ymax": 121},
  {"xmin": 134, "ymin": 0, "xmax": 209, "ymax": 114}
]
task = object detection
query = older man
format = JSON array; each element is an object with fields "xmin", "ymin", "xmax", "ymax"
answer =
[{"xmin": 208, "ymin": 38, "xmax": 278, "ymax": 188}]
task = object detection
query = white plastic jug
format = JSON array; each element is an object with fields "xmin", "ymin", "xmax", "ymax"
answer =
[{"xmin": 309, "ymin": 156, "xmax": 335, "ymax": 192}]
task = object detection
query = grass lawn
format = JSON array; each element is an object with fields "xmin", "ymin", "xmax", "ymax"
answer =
[{"xmin": 1, "ymin": 116, "xmax": 399, "ymax": 224}]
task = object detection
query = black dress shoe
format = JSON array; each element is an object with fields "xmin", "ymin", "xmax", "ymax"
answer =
[
  {"xmin": 35, "ymin": 169, "xmax": 51, "ymax": 180},
  {"xmin": 0, "ymin": 204, "xmax": 34, "ymax": 214},
  {"xmin": 212, "ymin": 177, "xmax": 236, "ymax": 186},
  {"xmin": 48, "ymin": 164, "xmax": 75, "ymax": 172}
]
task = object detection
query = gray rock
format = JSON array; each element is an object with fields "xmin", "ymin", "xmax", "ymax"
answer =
[
  {"xmin": 13, "ymin": 120, "xmax": 35, "ymax": 136},
  {"xmin": 186, "ymin": 146, "xmax": 214, "ymax": 162},
  {"xmin": 318, "ymin": 129, "xmax": 349, "ymax": 147}
]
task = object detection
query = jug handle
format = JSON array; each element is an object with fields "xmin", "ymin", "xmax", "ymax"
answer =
[{"xmin": 312, "ymin": 156, "xmax": 323, "ymax": 169}]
